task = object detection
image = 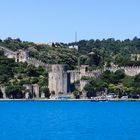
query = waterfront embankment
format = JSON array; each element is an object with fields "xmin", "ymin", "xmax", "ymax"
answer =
[{"xmin": 0, "ymin": 98, "xmax": 140, "ymax": 102}]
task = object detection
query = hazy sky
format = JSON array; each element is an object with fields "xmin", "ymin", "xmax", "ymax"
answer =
[{"xmin": 0, "ymin": 0, "xmax": 140, "ymax": 43}]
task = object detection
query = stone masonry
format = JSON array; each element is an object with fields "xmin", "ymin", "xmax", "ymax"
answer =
[{"xmin": 48, "ymin": 65, "xmax": 68, "ymax": 95}]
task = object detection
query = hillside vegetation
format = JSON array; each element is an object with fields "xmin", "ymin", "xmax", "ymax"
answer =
[
  {"xmin": 0, "ymin": 50, "xmax": 48, "ymax": 98},
  {"xmin": 1, "ymin": 37, "xmax": 140, "ymax": 99},
  {"xmin": 1, "ymin": 37, "xmax": 140, "ymax": 70}
]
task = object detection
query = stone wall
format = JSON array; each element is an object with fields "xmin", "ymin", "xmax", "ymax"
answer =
[
  {"xmin": 68, "ymin": 70, "xmax": 80, "ymax": 83},
  {"xmin": 27, "ymin": 58, "xmax": 48, "ymax": 68},
  {"xmin": 0, "ymin": 86, "xmax": 6, "ymax": 99},
  {"xmin": 80, "ymin": 80, "xmax": 89, "ymax": 91},
  {"xmin": 0, "ymin": 46, "xmax": 48, "ymax": 69},
  {"xmin": 0, "ymin": 46, "xmax": 16, "ymax": 59},
  {"xmin": 67, "ymin": 65, "xmax": 102, "ymax": 93},
  {"xmin": 23, "ymin": 84, "xmax": 40, "ymax": 98},
  {"xmin": 33, "ymin": 84, "xmax": 40, "ymax": 98},
  {"xmin": 106, "ymin": 66, "xmax": 140, "ymax": 76},
  {"xmin": 68, "ymin": 65, "xmax": 102, "ymax": 84},
  {"xmin": 15, "ymin": 49, "xmax": 29, "ymax": 63}
]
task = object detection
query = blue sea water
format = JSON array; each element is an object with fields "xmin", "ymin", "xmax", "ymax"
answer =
[{"xmin": 0, "ymin": 101, "xmax": 140, "ymax": 140}]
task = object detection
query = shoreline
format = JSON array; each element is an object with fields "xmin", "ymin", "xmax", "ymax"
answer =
[{"xmin": 0, "ymin": 99, "xmax": 140, "ymax": 102}]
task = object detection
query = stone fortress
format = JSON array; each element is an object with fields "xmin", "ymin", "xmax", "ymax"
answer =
[
  {"xmin": 48, "ymin": 65, "xmax": 101, "ymax": 95},
  {"xmin": 1, "ymin": 46, "xmax": 140, "ymax": 97},
  {"xmin": 48, "ymin": 64, "xmax": 140, "ymax": 95}
]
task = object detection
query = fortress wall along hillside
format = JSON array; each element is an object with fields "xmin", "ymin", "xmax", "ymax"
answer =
[
  {"xmin": 1, "ymin": 46, "xmax": 140, "ymax": 95},
  {"xmin": 106, "ymin": 66, "xmax": 140, "ymax": 76},
  {"xmin": 0, "ymin": 46, "xmax": 48, "ymax": 69}
]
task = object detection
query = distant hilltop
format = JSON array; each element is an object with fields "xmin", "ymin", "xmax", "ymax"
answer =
[{"xmin": 1, "ymin": 37, "xmax": 140, "ymax": 70}]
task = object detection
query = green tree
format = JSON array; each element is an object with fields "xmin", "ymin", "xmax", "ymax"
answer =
[
  {"xmin": 84, "ymin": 80, "xmax": 96, "ymax": 98},
  {"xmin": 73, "ymin": 90, "xmax": 81, "ymax": 99},
  {"xmin": 122, "ymin": 76, "xmax": 134, "ymax": 87},
  {"xmin": 5, "ymin": 85, "xmax": 24, "ymax": 99},
  {"xmin": 41, "ymin": 87, "xmax": 50, "ymax": 98},
  {"xmin": 0, "ymin": 89, "xmax": 3, "ymax": 98},
  {"xmin": 134, "ymin": 74, "xmax": 140, "ymax": 88},
  {"xmin": 26, "ymin": 65, "xmax": 39, "ymax": 77}
]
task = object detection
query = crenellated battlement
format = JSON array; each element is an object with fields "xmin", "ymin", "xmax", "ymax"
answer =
[{"xmin": 105, "ymin": 66, "xmax": 140, "ymax": 76}]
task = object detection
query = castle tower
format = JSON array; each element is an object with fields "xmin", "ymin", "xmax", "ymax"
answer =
[
  {"xmin": 48, "ymin": 65, "xmax": 68, "ymax": 96},
  {"xmin": 16, "ymin": 50, "xmax": 29, "ymax": 63}
]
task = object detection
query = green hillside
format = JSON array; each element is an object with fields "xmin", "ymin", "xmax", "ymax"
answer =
[{"xmin": 1, "ymin": 37, "xmax": 140, "ymax": 70}]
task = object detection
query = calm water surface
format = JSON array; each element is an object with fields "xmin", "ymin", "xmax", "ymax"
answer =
[{"xmin": 0, "ymin": 101, "xmax": 140, "ymax": 140}]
